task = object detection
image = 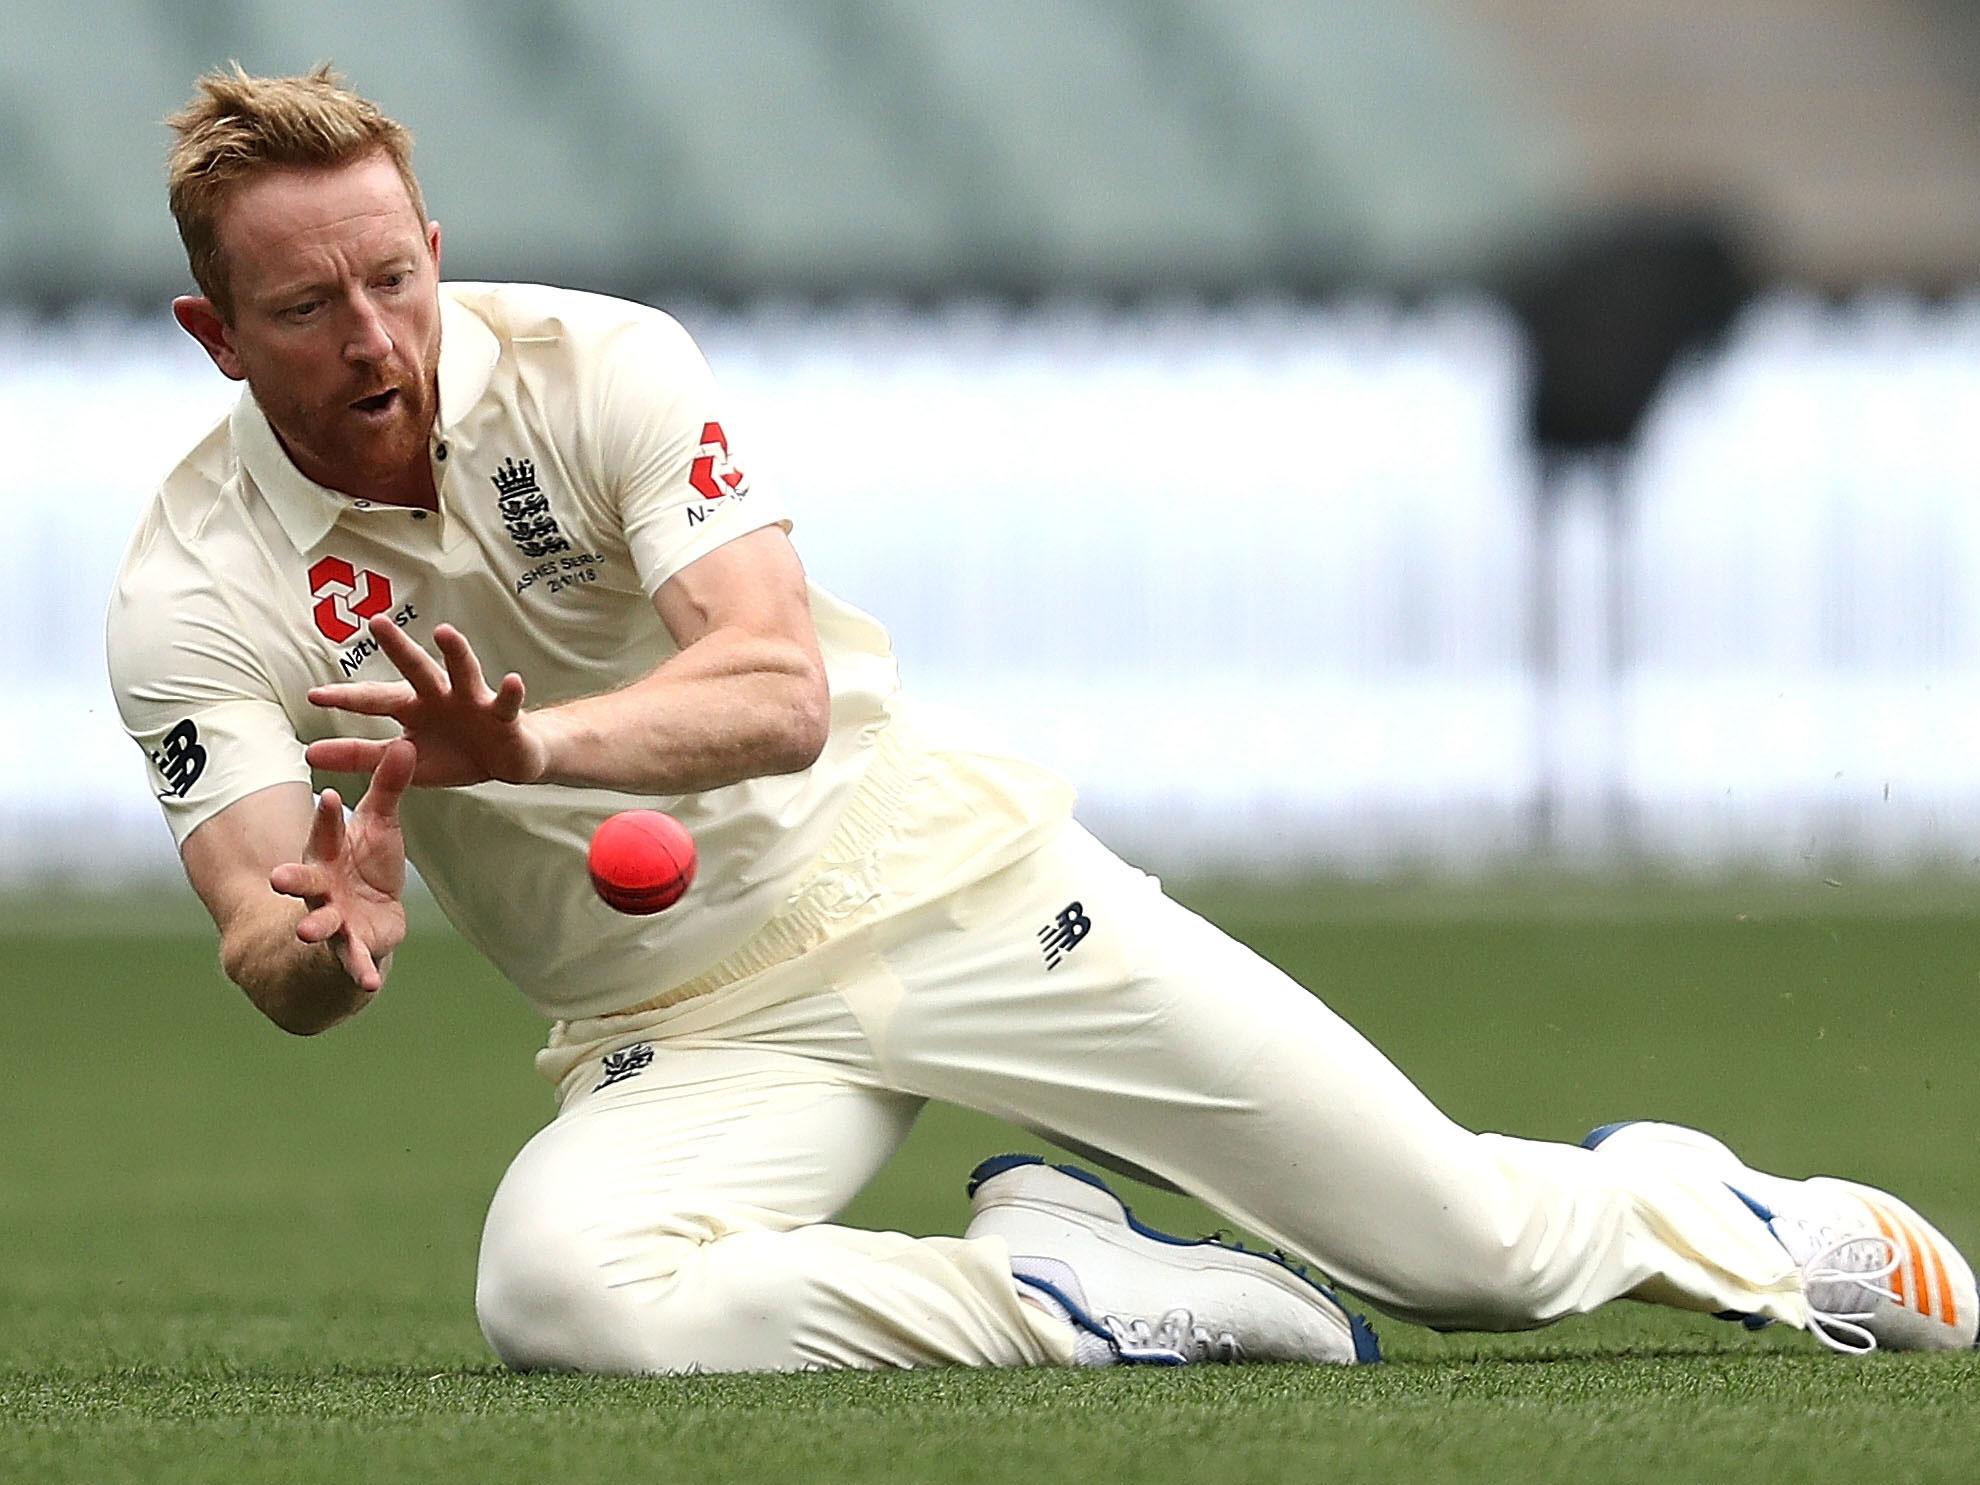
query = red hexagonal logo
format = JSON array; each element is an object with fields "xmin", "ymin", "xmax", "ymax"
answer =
[{"xmin": 308, "ymin": 555, "xmax": 394, "ymax": 643}]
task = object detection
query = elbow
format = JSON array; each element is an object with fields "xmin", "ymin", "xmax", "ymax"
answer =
[
  {"xmin": 265, "ymin": 1000, "xmax": 349, "ymax": 1038},
  {"xmin": 261, "ymin": 985, "xmax": 367, "ymax": 1037},
  {"xmin": 219, "ymin": 937, "xmax": 359, "ymax": 1038},
  {"xmin": 218, "ymin": 936, "xmax": 261, "ymax": 1007},
  {"xmin": 775, "ymin": 664, "xmax": 831, "ymax": 774}
]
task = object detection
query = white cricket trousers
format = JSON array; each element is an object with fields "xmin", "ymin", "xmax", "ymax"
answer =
[{"xmin": 475, "ymin": 823, "xmax": 1808, "ymax": 1372}]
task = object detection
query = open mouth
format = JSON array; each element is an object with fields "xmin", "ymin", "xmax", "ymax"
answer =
[{"xmin": 349, "ymin": 388, "xmax": 401, "ymax": 416}]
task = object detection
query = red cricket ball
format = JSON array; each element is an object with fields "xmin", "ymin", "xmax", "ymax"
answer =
[{"xmin": 588, "ymin": 810, "xmax": 698, "ymax": 915}]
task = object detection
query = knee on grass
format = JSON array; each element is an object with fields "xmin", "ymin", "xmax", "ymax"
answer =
[{"xmin": 475, "ymin": 1190, "xmax": 710, "ymax": 1373}]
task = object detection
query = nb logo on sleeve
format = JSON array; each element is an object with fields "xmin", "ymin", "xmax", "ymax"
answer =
[
  {"xmin": 1038, "ymin": 902, "xmax": 1092, "ymax": 971},
  {"xmin": 150, "ymin": 719, "xmax": 208, "ymax": 799}
]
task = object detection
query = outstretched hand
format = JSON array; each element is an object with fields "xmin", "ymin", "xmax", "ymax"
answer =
[
  {"xmin": 305, "ymin": 618, "xmax": 550, "ymax": 787},
  {"xmin": 269, "ymin": 737, "xmax": 417, "ymax": 993}
]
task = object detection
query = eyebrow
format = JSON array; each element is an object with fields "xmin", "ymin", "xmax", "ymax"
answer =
[{"xmin": 261, "ymin": 256, "xmax": 419, "ymax": 305}]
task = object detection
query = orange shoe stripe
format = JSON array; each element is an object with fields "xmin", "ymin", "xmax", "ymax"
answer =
[
  {"xmin": 1881, "ymin": 1205, "xmax": 1945, "ymax": 1323},
  {"xmin": 1903, "ymin": 1210, "xmax": 1958, "ymax": 1328},
  {"xmin": 1868, "ymin": 1206, "xmax": 1917, "ymax": 1314},
  {"xmin": 1903, "ymin": 1216, "xmax": 1939, "ymax": 1323},
  {"xmin": 1927, "ymin": 1238, "xmax": 1959, "ymax": 1329}
]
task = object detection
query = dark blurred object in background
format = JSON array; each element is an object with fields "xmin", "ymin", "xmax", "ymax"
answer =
[{"xmin": 1509, "ymin": 211, "xmax": 1756, "ymax": 454}]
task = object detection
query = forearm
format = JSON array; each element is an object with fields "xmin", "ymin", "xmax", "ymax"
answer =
[
  {"xmin": 531, "ymin": 628, "xmax": 829, "ymax": 794},
  {"xmin": 220, "ymin": 895, "xmax": 386, "ymax": 1036}
]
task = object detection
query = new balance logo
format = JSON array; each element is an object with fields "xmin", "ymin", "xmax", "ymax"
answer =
[
  {"xmin": 150, "ymin": 719, "xmax": 207, "ymax": 799},
  {"xmin": 595, "ymin": 1042, "xmax": 655, "ymax": 1090},
  {"xmin": 1038, "ymin": 902, "xmax": 1091, "ymax": 970}
]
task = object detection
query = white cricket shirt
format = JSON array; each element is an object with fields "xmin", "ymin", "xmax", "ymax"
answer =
[{"xmin": 108, "ymin": 282, "xmax": 1072, "ymax": 1020}]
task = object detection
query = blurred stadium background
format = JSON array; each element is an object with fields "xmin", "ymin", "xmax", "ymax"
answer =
[
  {"xmin": 12, "ymin": 1, "xmax": 1980, "ymax": 884},
  {"xmin": 11, "ymin": 6, "xmax": 1980, "ymax": 1476}
]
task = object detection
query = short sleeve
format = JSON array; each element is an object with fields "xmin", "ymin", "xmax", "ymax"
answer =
[
  {"xmin": 107, "ymin": 567, "xmax": 309, "ymax": 848},
  {"xmin": 589, "ymin": 310, "xmax": 790, "ymax": 597}
]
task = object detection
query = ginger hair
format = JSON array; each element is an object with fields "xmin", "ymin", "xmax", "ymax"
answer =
[{"xmin": 167, "ymin": 63, "xmax": 426, "ymax": 315}]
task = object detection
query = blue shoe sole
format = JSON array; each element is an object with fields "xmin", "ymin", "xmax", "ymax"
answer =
[{"xmin": 967, "ymin": 1152, "xmax": 1383, "ymax": 1363}]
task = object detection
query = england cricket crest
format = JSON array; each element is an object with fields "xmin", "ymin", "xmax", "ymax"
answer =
[{"xmin": 489, "ymin": 456, "xmax": 572, "ymax": 558}]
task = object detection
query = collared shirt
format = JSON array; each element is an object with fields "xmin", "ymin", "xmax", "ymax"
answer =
[{"xmin": 108, "ymin": 282, "xmax": 1073, "ymax": 1021}]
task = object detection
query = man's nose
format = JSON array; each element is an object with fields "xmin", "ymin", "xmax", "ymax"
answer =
[{"xmin": 344, "ymin": 296, "xmax": 395, "ymax": 364}]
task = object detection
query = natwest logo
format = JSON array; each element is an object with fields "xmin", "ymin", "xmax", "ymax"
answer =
[
  {"xmin": 688, "ymin": 422, "xmax": 749, "ymax": 504},
  {"xmin": 308, "ymin": 555, "xmax": 394, "ymax": 643}
]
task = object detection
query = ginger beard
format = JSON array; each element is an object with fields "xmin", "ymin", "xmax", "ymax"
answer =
[{"xmin": 248, "ymin": 327, "xmax": 439, "ymax": 491}]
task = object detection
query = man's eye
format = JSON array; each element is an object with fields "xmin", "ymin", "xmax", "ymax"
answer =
[
  {"xmin": 284, "ymin": 300, "xmax": 324, "ymax": 322},
  {"xmin": 378, "ymin": 272, "xmax": 409, "ymax": 290}
]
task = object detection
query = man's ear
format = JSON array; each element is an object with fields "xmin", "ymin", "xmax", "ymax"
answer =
[
  {"xmin": 172, "ymin": 296, "xmax": 245, "ymax": 381},
  {"xmin": 427, "ymin": 219, "xmax": 442, "ymax": 274}
]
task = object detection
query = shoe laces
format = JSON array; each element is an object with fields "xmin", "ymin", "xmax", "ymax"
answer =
[
  {"xmin": 1102, "ymin": 1308, "xmax": 1244, "ymax": 1364},
  {"xmin": 1779, "ymin": 1220, "xmax": 1901, "ymax": 1355}
]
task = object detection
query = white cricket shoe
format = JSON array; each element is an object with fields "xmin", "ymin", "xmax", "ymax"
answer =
[
  {"xmin": 964, "ymin": 1154, "xmax": 1380, "ymax": 1367},
  {"xmin": 1582, "ymin": 1120, "xmax": 1978, "ymax": 1354}
]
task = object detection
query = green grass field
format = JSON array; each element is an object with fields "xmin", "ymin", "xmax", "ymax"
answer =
[{"xmin": 6, "ymin": 878, "xmax": 1978, "ymax": 1483}]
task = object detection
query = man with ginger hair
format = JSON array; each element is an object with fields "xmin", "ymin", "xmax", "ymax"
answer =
[{"xmin": 109, "ymin": 64, "xmax": 1977, "ymax": 1373}]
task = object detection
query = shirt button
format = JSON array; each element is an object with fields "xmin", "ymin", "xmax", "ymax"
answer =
[
  {"xmin": 435, "ymin": 444, "xmax": 449, "ymax": 461},
  {"xmin": 412, "ymin": 511, "xmax": 428, "ymax": 521}
]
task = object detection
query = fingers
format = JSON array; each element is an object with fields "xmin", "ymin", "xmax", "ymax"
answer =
[
  {"xmin": 332, "ymin": 929, "xmax": 384, "ymax": 994},
  {"xmin": 367, "ymin": 615, "xmax": 448, "ymax": 698},
  {"xmin": 272, "ymin": 791, "xmax": 348, "ymax": 899},
  {"xmin": 303, "ymin": 787, "xmax": 346, "ymax": 865},
  {"xmin": 279, "ymin": 871, "xmax": 386, "ymax": 993},
  {"xmin": 355, "ymin": 737, "xmax": 418, "ymax": 822},
  {"xmin": 288, "ymin": 901, "xmax": 382, "ymax": 993},
  {"xmin": 295, "ymin": 900, "xmax": 343, "ymax": 943},
  {"xmin": 270, "ymin": 860, "xmax": 332, "ymax": 901},
  {"xmin": 306, "ymin": 737, "xmax": 391, "ymax": 774},
  {"xmin": 437, "ymin": 620, "xmax": 527, "ymax": 725},
  {"xmin": 492, "ymin": 672, "xmax": 526, "ymax": 724},
  {"xmin": 433, "ymin": 624, "xmax": 491, "ymax": 701},
  {"xmin": 306, "ymin": 680, "xmax": 418, "ymax": 717}
]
